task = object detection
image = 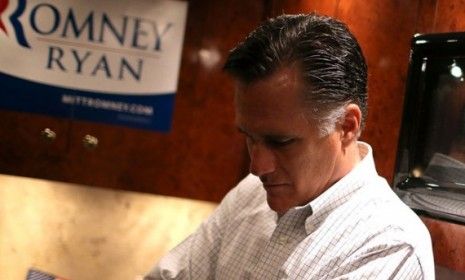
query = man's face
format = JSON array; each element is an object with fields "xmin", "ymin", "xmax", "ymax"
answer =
[{"xmin": 235, "ymin": 67, "xmax": 344, "ymax": 215}]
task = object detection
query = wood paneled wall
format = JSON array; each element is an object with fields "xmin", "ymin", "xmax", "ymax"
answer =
[
  {"xmin": 422, "ymin": 216, "xmax": 465, "ymax": 272},
  {"xmin": 270, "ymin": 0, "xmax": 465, "ymax": 274}
]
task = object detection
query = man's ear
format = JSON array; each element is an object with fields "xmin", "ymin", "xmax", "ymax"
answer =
[{"xmin": 340, "ymin": 104, "xmax": 362, "ymax": 146}]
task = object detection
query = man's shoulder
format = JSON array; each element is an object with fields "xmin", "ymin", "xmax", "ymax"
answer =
[
  {"xmin": 338, "ymin": 176, "xmax": 433, "ymax": 269},
  {"xmin": 346, "ymin": 176, "xmax": 429, "ymax": 237}
]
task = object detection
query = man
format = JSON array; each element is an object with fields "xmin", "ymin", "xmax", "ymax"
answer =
[{"xmin": 145, "ymin": 14, "xmax": 434, "ymax": 279}]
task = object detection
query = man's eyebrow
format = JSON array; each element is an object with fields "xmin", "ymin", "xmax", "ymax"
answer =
[{"xmin": 236, "ymin": 127, "xmax": 293, "ymax": 139}]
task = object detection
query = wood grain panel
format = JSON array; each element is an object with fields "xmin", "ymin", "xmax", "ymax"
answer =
[
  {"xmin": 422, "ymin": 216, "xmax": 465, "ymax": 273},
  {"xmin": 416, "ymin": 0, "xmax": 438, "ymax": 33},
  {"xmin": 270, "ymin": 0, "xmax": 338, "ymax": 17},
  {"xmin": 0, "ymin": 110, "xmax": 69, "ymax": 157},
  {"xmin": 433, "ymin": 0, "xmax": 465, "ymax": 32},
  {"xmin": 0, "ymin": 110, "xmax": 70, "ymax": 181},
  {"xmin": 335, "ymin": 1, "xmax": 419, "ymax": 183}
]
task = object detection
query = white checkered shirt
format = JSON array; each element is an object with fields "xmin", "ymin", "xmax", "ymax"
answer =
[{"xmin": 145, "ymin": 142, "xmax": 435, "ymax": 279}]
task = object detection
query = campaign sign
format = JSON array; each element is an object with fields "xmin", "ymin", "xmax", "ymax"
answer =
[{"xmin": 0, "ymin": 0, "xmax": 187, "ymax": 131}]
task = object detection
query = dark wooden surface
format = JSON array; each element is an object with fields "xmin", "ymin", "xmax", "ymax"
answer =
[
  {"xmin": 422, "ymin": 216, "xmax": 465, "ymax": 273},
  {"xmin": 416, "ymin": 0, "xmax": 438, "ymax": 33},
  {"xmin": 433, "ymin": 0, "xmax": 465, "ymax": 32},
  {"xmin": 271, "ymin": 0, "xmax": 338, "ymax": 16}
]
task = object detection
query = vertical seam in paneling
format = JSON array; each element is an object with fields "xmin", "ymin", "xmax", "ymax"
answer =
[
  {"xmin": 432, "ymin": 0, "xmax": 439, "ymax": 32},
  {"xmin": 66, "ymin": 117, "xmax": 73, "ymax": 152},
  {"xmin": 413, "ymin": 0, "xmax": 422, "ymax": 33},
  {"xmin": 67, "ymin": 99, "xmax": 77, "ymax": 152},
  {"xmin": 414, "ymin": 0, "xmax": 439, "ymax": 33},
  {"xmin": 334, "ymin": 0, "xmax": 341, "ymax": 17},
  {"xmin": 263, "ymin": 0, "xmax": 273, "ymax": 20}
]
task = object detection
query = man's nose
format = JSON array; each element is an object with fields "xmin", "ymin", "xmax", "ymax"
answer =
[{"xmin": 248, "ymin": 143, "xmax": 276, "ymax": 177}]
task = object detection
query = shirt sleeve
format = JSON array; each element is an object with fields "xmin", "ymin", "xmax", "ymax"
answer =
[
  {"xmin": 143, "ymin": 184, "xmax": 238, "ymax": 280},
  {"xmin": 327, "ymin": 242, "xmax": 425, "ymax": 280}
]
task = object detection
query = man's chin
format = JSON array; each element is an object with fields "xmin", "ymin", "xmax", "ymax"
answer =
[{"xmin": 266, "ymin": 194, "xmax": 291, "ymax": 216}]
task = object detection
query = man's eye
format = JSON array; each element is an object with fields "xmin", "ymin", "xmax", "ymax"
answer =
[{"xmin": 267, "ymin": 138, "xmax": 295, "ymax": 148}]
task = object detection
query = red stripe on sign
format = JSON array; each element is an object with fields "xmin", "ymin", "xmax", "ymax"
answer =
[{"xmin": 0, "ymin": 0, "xmax": 8, "ymax": 34}]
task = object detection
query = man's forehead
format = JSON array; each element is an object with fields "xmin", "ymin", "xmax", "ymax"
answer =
[
  {"xmin": 234, "ymin": 66, "xmax": 307, "ymax": 116},
  {"xmin": 233, "ymin": 67, "xmax": 314, "ymax": 135},
  {"xmin": 235, "ymin": 66, "xmax": 301, "ymax": 93}
]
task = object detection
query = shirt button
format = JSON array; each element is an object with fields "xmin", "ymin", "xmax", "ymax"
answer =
[{"xmin": 277, "ymin": 235, "xmax": 288, "ymax": 245}]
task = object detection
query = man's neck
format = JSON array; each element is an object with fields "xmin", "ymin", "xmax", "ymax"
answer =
[{"xmin": 330, "ymin": 140, "xmax": 362, "ymax": 187}]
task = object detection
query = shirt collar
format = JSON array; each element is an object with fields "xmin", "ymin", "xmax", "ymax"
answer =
[{"xmin": 302, "ymin": 141, "xmax": 378, "ymax": 234}]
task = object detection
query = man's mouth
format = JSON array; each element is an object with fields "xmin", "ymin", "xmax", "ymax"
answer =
[{"xmin": 263, "ymin": 183, "xmax": 290, "ymax": 189}]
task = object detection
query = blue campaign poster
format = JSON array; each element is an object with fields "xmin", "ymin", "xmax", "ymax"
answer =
[{"xmin": 0, "ymin": 0, "xmax": 187, "ymax": 132}]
